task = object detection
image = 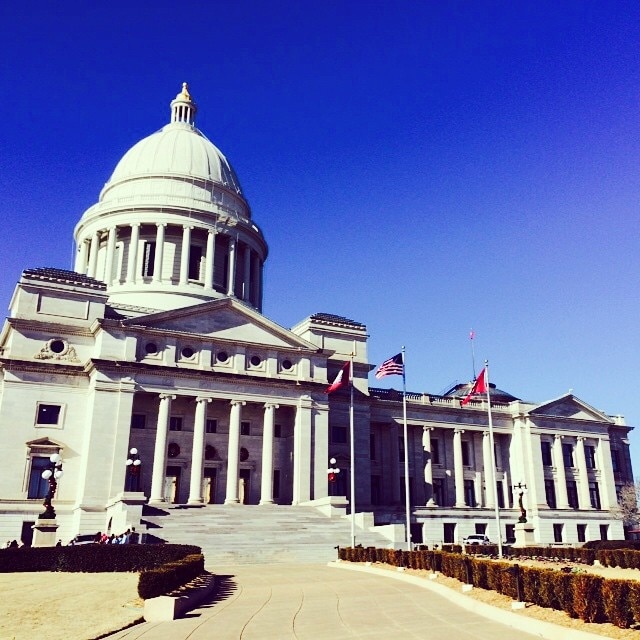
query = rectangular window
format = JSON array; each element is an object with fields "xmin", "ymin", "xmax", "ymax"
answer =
[
  {"xmin": 431, "ymin": 439, "xmax": 440, "ymax": 465},
  {"xmin": 505, "ymin": 524, "xmax": 516, "ymax": 544},
  {"xmin": 142, "ymin": 241, "xmax": 156, "ymax": 277},
  {"xmin": 567, "ymin": 480, "xmax": 579, "ymax": 509},
  {"xmin": 131, "ymin": 414, "xmax": 146, "ymax": 429},
  {"xmin": 370, "ymin": 434, "xmax": 376, "ymax": 460},
  {"xmin": 611, "ymin": 449, "xmax": 621, "ymax": 473},
  {"xmin": 589, "ymin": 482, "xmax": 601, "ymax": 509},
  {"xmin": 206, "ymin": 419, "xmax": 217, "ymax": 434},
  {"xmin": 188, "ymin": 245, "xmax": 203, "ymax": 280},
  {"xmin": 541, "ymin": 441, "xmax": 553, "ymax": 466},
  {"xmin": 585, "ymin": 445, "xmax": 596, "ymax": 470},
  {"xmin": 553, "ymin": 523, "xmax": 564, "ymax": 543},
  {"xmin": 27, "ymin": 457, "xmax": 51, "ymax": 499},
  {"xmin": 330, "ymin": 426, "xmax": 347, "ymax": 444},
  {"xmin": 371, "ymin": 475, "xmax": 381, "ymax": 505},
  {"xmin": 496, "ymin": 481, "xmax": 505, "ymax": 508},
  {"xmin": 475, "ymin": 523, "xmax": 487, "ymax": 535},
  {"xmin": 577, "ymin": 524, "xmax": 587, "ymax": 543},
  {"xmin": 545, "ymin": 479, "xmax": 557, "ymax": 509},
  {"xmin": 443, "ymin": 523, "xmax": 456, "ymax": 544},
  {"xmin": 398, "ymin": 436, "xmax": 405, "ymax": 463},
  {"xmin": 600, "ymin": 524, "xmax": 609, "ymax": 541},
  {"xmin": 274, "ymin": 424, "xmax": 282, "ymax": 438},
  {"xmin": 461, "ymin": 441, "xmax": 470, "ymax": 466},
  {"xmin": 433, "ymin": 478, "xmax": 444, "ymax": 506},
  {"xmin": 464, "ymin": 479, "xmax": 475, "ymax": 507},
  {"xmin": 36, "ymin": 404, "xmax": 61, "ymax": 426},
  {"xmin": 169, "ymin": 416, "xmax": 183, "ymax": 432},
  {"xmin": 240, "ymin": 421, "xmax": 250, "ymax": 436},
  {"xmin": 562, "ymin": 443, "xmax": 574, "ymax": 468}
]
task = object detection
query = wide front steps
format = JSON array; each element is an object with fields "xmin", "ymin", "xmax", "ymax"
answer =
[{"xmin": 140, "ymin": 503, "xmax": 390, "ymax": 565}]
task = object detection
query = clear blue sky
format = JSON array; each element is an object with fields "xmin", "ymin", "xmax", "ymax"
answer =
[{"xmin": 2, "ymin": 2, "xmax": 640, "ymax": 465}]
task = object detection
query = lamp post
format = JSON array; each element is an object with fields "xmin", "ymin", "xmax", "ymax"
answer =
[
  {"xmin": 327, "ymin": 457, "xmax": 341, "ymax": 496},
  {"xmin": 514, "ymin": 482, "xmax": 528, "ymax": 523},
  {"xmin": 126, "ymin": 448, "xmax": 142, "ymax": 492},
  {"xmin": 41, "ymin": 453, "xmax": 63, "ymax": 519}
]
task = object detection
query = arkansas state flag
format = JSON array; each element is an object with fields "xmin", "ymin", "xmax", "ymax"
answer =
[
  {"xmin": 327, "ymin": 361, "xmax": 350, "ymax": 393},
  {"xmin": 461, "ymin": 367, "xmax": 487, "ymax": 405}
]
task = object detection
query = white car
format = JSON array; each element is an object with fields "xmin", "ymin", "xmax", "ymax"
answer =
[{"xmin": 463, "ymin": 534, "xmax": 491, "ymax": 545}]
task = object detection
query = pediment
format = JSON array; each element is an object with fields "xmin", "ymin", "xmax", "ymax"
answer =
[
  {"xmin": 529, "ymin": 394, "xmax": 612, "ymax": 423},
  {"xmin": 122, "ymin": 298, "xmax": 318, "ymax": 351},
  {"xmin": 26, "ymin": 437, "xmax": 63, "ymax": 448}
]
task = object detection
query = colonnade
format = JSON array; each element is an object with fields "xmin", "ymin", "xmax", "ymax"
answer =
[
  {"xmin": 75, "ymin": 222, "xmax": 263, "ymax": 308},
  {"xmin": 146, "ymin": 395, "xmax": 298, "ymax": 506}
]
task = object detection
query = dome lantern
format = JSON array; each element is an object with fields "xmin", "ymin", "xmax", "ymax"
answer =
[{"xmin": 170, "ymin": 82, "xmax": 197, "ymax": 125}]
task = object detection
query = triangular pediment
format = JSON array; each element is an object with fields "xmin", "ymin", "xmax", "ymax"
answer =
[
  {"xmin": 529, "ymin": 394, "xmax": 612, "ymax": 423},
  {"xmin": 26, "ymin": 437, "xmax": 63, "ymax": 448},
  {"xmin": 122, "ymin": 298, "xmax": 318, "ymax": 351}
]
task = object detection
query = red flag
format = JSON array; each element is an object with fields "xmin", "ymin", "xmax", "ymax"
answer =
[
  {"xmin": 327, "ymin": 361, "xmax": 350, "ymax": 393},
  {"xmin": 461, "ymin": 367, "xmax": 487, "ymax": 405}
]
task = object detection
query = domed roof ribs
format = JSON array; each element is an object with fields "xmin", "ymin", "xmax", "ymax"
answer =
[{"xmin": 170, "ymin": 82, "xmax": 197, "ymax": 125}]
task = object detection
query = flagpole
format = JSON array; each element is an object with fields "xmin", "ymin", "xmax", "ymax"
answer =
[
  {"xmin": 485, "ymin": 360, "xmax": 503, "ymax": 558},
  {"xmin": 470, "ymin": 329, "xmax": 476, "ymax": 380},
  {"xmin": 349, "ymin": 349, "xmax": 356, "ymax": 548},
  {"xmin": 401, "ymin": 345, "xmax": 411, "ymax": 551}
]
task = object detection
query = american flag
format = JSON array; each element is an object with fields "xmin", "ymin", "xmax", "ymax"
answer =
[{"xmin": 375, "ymin": 352, "xmax": 404, "ymax": 379}]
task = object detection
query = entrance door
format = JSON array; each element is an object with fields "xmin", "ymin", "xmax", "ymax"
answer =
[
  {"xmin": 202, "ymin": 469, "xmax": 217, "ymax": 504},
  {"xmin": 239, "ymin": 469, "xmax": 251, "ymax": 504},
  {"xmin": 165, "ymin": 466, "xmax": 181, "ymax": 503}
]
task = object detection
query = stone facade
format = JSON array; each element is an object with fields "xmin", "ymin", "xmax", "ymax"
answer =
[{"xmin": 0, "ymin": 85, "xmax": 634, "ymax": 547}]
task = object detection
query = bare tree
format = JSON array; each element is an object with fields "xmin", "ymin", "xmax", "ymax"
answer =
[{"xmin": 614, "ymin": 481, "xmax": 640, "ymax": 528}]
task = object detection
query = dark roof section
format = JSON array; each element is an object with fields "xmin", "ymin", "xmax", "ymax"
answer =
[
  {"xmin": 309, "ymin": 313, "xmax": 366, "ymax": 329},
  {"xmin": 442, "ymin": 381, "xmax": 520, "ymax": 403},
  {"xmin": 22, "ymin": 268, "xmax": 107, "ymax": 291}
]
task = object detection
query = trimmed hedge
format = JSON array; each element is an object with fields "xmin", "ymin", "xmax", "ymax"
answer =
[
  {"xmin": 137, "ymin": 553, "xmax": 205, "ymax": 599},
  {"xmin": 0, "ymin": 544, "xmax": 201, "ymax": 573},
  {"xmin": 338, "ymin": 546, "xmax": 640, "ymax": 628}
]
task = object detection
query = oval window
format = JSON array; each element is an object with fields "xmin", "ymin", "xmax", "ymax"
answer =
[
  {"xmin": 250, "ymin": 355, "xmax": 261, "ymax": 367},
  {"xmin": 50, "ymin": 339, "xmax": 66, "ymax": 354},
  {"xmin": 145, "ymin": 342, "xmax": 158, "ymax": 355},
  {"xmin": 240, "ymin": 447, "xmax": 249, "ymax": 462},
  {"xmin": 216, "ymin": 351, "xmax": 229, "ymax": 363},
  {"xmin": 168, "ymin": 443, "xmax": 180, "ymax": 458},
  {"xmin": 205, "ymin": 445, "xmax": 216, "ymax": 460},
  {"xmin": 281, "ymin": 359, "xmax": 292, "ymax": 370},
  {"xmin": 181, "ymin": 347, "xmax": 195, "ymax": 359}
]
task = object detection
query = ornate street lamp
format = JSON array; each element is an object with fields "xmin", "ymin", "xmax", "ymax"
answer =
[
  {"xmin": 41, "ymin": 453, "xmax": 63, "ymax": 519},
  {"xmin": 514, "ymin": 482, "xmax": 528, "ymax": 523},
  {"xmin": 126, "ymin": 447, "xmax": 142, "ymax": 492},
  {"xmin": 327, "ymin": 457, "xmax": 341, "ymax": 495}
]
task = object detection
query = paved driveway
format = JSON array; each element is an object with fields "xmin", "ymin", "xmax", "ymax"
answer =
[{"xmin": 106, "ymin": 563, "xmax": 545, "ymax": 640}]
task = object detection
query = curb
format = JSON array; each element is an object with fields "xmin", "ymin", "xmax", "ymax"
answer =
[{"xmin": 328, "ymin": 562, "xmax": 606, "ymax": 640}]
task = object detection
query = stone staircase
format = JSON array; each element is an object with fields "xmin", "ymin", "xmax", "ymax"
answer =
[{"xmin": 140, "ymin": 503, "xmax": 391, "ymax": 565}]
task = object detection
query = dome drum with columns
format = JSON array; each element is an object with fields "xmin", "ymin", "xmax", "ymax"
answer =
[{"xmin": 73, "ymin": 83, "xmax": 266, "ymax": 312}]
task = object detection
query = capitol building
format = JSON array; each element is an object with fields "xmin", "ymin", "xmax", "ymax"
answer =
[{"xmin": 0, "ymin": 85, "xmax": 634, "ymax": 547}]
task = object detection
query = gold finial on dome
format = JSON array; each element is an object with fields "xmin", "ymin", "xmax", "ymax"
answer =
[
  {"xmin": 176, "ymin": 82, "xmax": 192, "ymax": 101},
  {"xmin": 170, "ymin": 82, "xmax": 197, "ymax": 125}
]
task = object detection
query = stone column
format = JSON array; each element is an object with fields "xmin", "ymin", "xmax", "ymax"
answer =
[
  {"xmin": 453, "ymin": 429, "xmax": 466, "ymax": 507},
  {"xmin": 225, "ymin": 400, "xmax": 245, "ymax": 504},
  {"xmin": 152, "ymin": 223, "xmax": 166, "ymax": 283},
  {"xmin": 87, "ymin": 232, "xmax": 100, "ymax": 278},
  {"xmin": 596, "ymin": 437, "xmax": 617, "ymax": 509},
  {"xmin": 188, "ymin": 397, "xmax": 211, "ymax": 504},
  {"xmin": 553, "ymin": 435, "xmax": 570, "ymax": 508},
  {"xmin": 179, "ymin": 225, "xmax": 192, "ymax": 285},
  {"xmin": 204, "ymin": 229, "xmax": 216, "ymax": 290},
  {"xmin": 260, "ymin": 403, "xmax": 278, "ymax": 504},
  {"xmin": 243, "ymin": 244, "xmax": 252, "ymax": 302},
  {"xmin": 292, "ymin": 397, "xmax": 313, "ymax": 504},
  {"xmin": 227, "ymin": 237, "xmax": 236, "ymax": 296},
  {"xmin": 126, "ymin": 223, "xmax": 140, "ymax": 284},
  {"xmin": 76, "ymin": 239, "xmax": 89, "ymax": 274},
  {"xmin": 103, "ymin": 227, "xmax": 117, "ymax": 286},
  {"xmin": 483, "ymin": 431, "xmax": 496, "ymax": 508},
  {"xmin": 150, "ymin": 394, "xmax": 175, "ymax": 502},
  {"xmin": 575, "ymin": 437, "xmax": 592, "ymax": 509},
  {"xmin": 422, "ymin": 427, "xmax": 435, "ymax": 505}
]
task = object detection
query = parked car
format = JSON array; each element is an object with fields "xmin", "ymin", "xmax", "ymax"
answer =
[
  {"xmin": 463, "ymin": 534, "xmax": 491, "ymax": 545},
  {"xmin": 70, "ymin": 534, "xmax": 96, "ymax": 545}
]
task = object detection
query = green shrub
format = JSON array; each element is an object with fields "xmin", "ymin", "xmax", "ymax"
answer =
[
  {"xmin": 137, "ymin": 553, "xmax": 205, "ymax": 600},
  {"xmin": 602, "ymin": 579, "xmax": 633, "ymax": 628},
  {"xmin": 552, "ymin": 572, "xmax": 576, "ymax": 618},
  {"xmin": 520, "ymin": 565, "xmax": 542, "ymax": 603},
  {"xmin": 628, "ymin": 582, "xmax": 640, "ymax": 625}
]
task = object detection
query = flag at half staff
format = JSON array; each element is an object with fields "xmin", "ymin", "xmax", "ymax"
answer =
[
  {"xmin": 375, "ymin": 352, "xmax": 404, "ymax": 379},
  {"xmin": 327, "ymin": 361, "xmax": 350, "ymax": 393},
  {"xmin": 461, "ymin": 366, "xmax": 487, "ymax": 405}
]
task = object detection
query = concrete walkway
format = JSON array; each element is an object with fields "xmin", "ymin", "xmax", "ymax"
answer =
[{"xmin": 104, "ymin": 563, "xmax": 550, "ymax": 640}]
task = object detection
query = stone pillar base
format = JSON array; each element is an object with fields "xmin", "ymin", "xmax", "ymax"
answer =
[
  {"xmin": 512, "ymin": 522, "xmax": 536, "ymax": 547},
  {"xmin": 32, "ymin": 518, "xmax": 59, "ymax": 548}
]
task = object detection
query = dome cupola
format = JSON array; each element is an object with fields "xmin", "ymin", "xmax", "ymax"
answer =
[{"xmin": 73, "ymin": 84, "xmax": 268, "ymax": 313}]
